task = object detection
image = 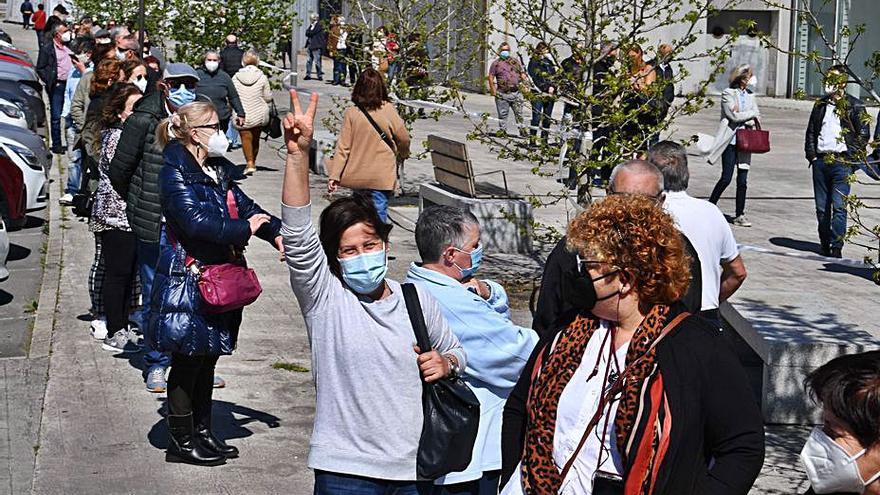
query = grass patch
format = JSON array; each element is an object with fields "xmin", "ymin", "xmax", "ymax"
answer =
[
  {"xmin": 271, "ymin": 361, "xmax": 310, "ymax": 373},
  {"xmin": 24, "ymin": 299, "xmax": 38, "ymax": 313}
]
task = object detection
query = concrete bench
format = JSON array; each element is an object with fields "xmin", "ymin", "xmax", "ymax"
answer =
[
  {"xmin": 420, "ymin": 135, "xmax": 534, "ymax": 254},
  {"xmin": 720, "ymin": 301, "xmax": 880, "ymax": 424},
  {"xmin": 309, "ymin": 129, "xmax": 336, "ymax": 176}
]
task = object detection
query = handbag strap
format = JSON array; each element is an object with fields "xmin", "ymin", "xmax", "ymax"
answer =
[
  {"xmin": 402, "ymin": 283, "xmax": 432, "ymax": 354},
  {"xmin": 356, "ymin": 104, "xmax": 396, "ymax": 153},
  {"xmin": 558, "ymin": 311, "xmax": 691, "ymax": 482}
]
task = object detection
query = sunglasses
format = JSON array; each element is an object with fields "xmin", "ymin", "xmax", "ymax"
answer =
[
  {"xmin": 168, "ymin": 80, "xmax": 198, "ymax": 90},
  {"xmin": 193, "ymin": 122, "xmax": 220, "ymax": 131}
]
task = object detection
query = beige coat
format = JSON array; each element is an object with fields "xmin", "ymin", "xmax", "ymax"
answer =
[
  {"xmin": 708, "ymin": 87, "xmax": 760, "ymax": 165},
  {"xmin": 326, "ymin": 102, "xmax": 411, "ymax": 191},
  {"xmin": 232, "ymin": 65, "xmax": 271, "ymax": 129}
]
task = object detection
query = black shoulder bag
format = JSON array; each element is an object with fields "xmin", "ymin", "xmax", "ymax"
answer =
[{"xmin": 401, "ymin": 283, "xmax": 480, "ymax": 480}]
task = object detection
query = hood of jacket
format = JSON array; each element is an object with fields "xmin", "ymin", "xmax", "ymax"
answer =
[{"xmin": 234, "ymin": 66, "xmax": 263, "ymax": 86}]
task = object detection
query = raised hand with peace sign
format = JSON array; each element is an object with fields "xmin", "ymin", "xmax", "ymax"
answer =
[{"xmin": 281, "ymin": 89, "xmax": 320, "ymax": 207}]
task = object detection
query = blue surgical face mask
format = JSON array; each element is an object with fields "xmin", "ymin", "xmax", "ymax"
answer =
[
  {"xmin": 167, "ymin": 83, "xmax": 196, "ymax": 107},
  {"xmin": 500, "ymin": 50, "xmax": 510, "ymax": 59},
  {"xmin": 338, "ymin": 245, "xmax": 388, "ymax": 294},
  {"xmin": 453, "ymin": 243, "xmax": 483, "ymax": 279}
]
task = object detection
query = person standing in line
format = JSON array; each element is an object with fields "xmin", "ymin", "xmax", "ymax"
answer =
[
  {"xmin": 587, "ymin": 42, "xmax": 617, "ymax": 187},
  {"xmin": 648, "ymin": 141, "xmax": 748, "ymax": 327},
  {"xmin": 196, "ymin": 50, "xmax": 245, "ymax": 137},
  {"xmin": 707, "ymin": 64, "xmax": 761, "ymax": 228},
  {"xmin": 804, "ymin": 65, "xmax": 871, "ymax": 259},
  {"xmin": 231, "ymin": 50, "xmax": 271, "ymax": 176},
  {"xmin": 36, "ymin": 22, "xmax": 74, "ymax": 154},
  {"xmin": 649, "ymin": 43, "xmax": 675, "ymax": 147},
  {"xmin": 526, "ymin": 42, "xmax": 557, "ymax": 148},
  {"xmin": 32, "ymin": 4, "xmax": 47, "ymax": 47},
  {"xmin": 488, "ymin": 42, "xmax": 527, "ymax": 137},
  {"xmin": 326, "ymin": 68, "xmax": 410, "ymax": 223},
  {"xmin": 220, "ymin": 34, "xmax": 245, "ymax": 150},
  {"xmin": 558, "ymin": 46, "xmax": 586, "ymax": 190},
  {"xmin": 90, "ymin": 83, "xmax": 145, "ymax": 353},
  {"xmin": 328, "ymin": 16, "xmax": 350, "ymax": 86},
  {"xmin": 58, "ymin": 37, "xmax": 93, "ymax": 205},
  {"xmin": 152, "ymin": 101, "xmax": 282, "ymax": 466},
  {"xmin": 280, "ymin": 88, "xmax": 466, "ymax": 493},
  {"xmin": 109, "ymin": 63, "xmax": 204, "ymax": 394},
  {"xmin": 617, "ymin": 44, "xmax": 657, "ymax": 159},
  {"xmin": 304, "ymin": 13, "xmax": 325, "ymax": 80},
  {"xmin": 20, "ymin": 0, "xmax": 34, "ymax": 29},
  {"xmin": 407, "ymin": 206, "xmax": 538, "ymax": 495}
]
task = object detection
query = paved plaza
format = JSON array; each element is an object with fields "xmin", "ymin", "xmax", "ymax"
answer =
[{"xmin": 0, "ymin": 17, "xmax": 878, "ymax": 495}]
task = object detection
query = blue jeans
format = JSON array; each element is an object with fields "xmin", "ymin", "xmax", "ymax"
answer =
[
  {"xmin": 432, "ymin": 470, "xmax": 500, "ymax": 495},
  {"xmin": 307, "ymin": 48, "xmax": 323, "ymax": 78},
  {"xmin": 64, "ymin": 118, "xmax": 82, "ymax": 194},
  {"xmin": 226, "ymin": 120, "xmax": 240, "ymax": 148},
  {"xmin": 49, "ymin": 83, "xmax": 66, "ymax": 150},
  {"xmin": 333, "ymin": 56, "xmax": 347, "ymax": 84},
  {"xmin": 138, "ymin": 235, "xmax": 171, "ymax": 369},
  {"xmin": 358, "ymin": 190, "xmax": 392, "ymax": 224},
  {"xmin": 314, "ymin": 471, "xmax": 432, "ymax": 495},
  {"xmin": 812, "ymin": 156, "xmax": 852, "ymax": 250},
  {"xmin": 529, "ymin": 98, "xmax": 555, "ymax": 141},
  {"xmin": 709, "ymin": 144, "xmax": 748, "ymax": 217}
]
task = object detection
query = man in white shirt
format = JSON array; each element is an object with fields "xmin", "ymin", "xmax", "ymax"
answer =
[{"xmin": 648, "ymin": 141, "xmax": 747, "ymax": 325}]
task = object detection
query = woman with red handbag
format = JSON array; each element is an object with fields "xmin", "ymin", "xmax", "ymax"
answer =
[
  {"xmin": 707, "ymin": 64, "xmax": 761, "ymax": 228},
  {"xmin": 150, "ymin": 101, "xmax": 282, "ymax": 466}
]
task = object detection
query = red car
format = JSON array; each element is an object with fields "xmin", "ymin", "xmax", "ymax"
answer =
[{"xmin": 0, "ymin": 152, "xmax": 26, "ymax": 230}]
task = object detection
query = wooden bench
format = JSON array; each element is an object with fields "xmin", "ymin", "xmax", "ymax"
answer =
[{"xmin": 427, "ymin": 135, "xmax": 514, "ymax": 199}]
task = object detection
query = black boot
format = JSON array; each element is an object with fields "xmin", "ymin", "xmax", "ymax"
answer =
[
  {"xmin": 166, "ymin": 414, "xmax": 225, "ymax": 466},
  {"xmin": 195, "ymin": 414, "xmax": 239, "ymax": 458}
]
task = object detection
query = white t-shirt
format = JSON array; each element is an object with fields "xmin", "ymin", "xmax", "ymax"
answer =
[
  {"xmin": 502, "ymin": 322, "xmax": 628, "ymax": 495},
  {"xmin": 664, "ymin": 191, "xmax": 740, "ymax": 311},
  {"xmin": 817, "ymin": 104, "xmax": 848, "ymax": 153}
]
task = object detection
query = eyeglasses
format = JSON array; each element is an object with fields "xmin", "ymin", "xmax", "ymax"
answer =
[
  {"xmin": 169, "ymin": 80, "xmax": 198, "ymax": 90},
  {"xmin": 132, "ymin": 74, "xmax": 146, "ymax": 81},
  {"xmin": 193, "ymin": 122, "xmax": 220, "ymax": 131}
]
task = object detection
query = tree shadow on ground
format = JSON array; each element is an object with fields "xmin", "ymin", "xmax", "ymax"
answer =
[
  {"xmin": 147, "ymin": 398, "xmax": 281, "ymax": 450},
  {"xmin": 752, "ymin": 425, "xmax": 812, "ymax": 494}
]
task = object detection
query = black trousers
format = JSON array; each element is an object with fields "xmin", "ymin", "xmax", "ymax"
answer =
[
  {"xmin": 709, "ymin": 144, "xmax": 749, "ymax": 217},
  {"xmin": 168, "ymin": 353, "xmax": 220, "ymax": 426},
  {"xmin": 100, "ymin": 230, "xmax": 138, "ymax": 333}
]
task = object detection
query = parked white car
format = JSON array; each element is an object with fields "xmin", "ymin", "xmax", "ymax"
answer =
[
  {"xmin": 0, "ymin": 218, "xmax": 9, "ymax": 282},
  {"xmin": 0, "ymin": 126, "xmax": 49, "ymax": 211},
  {"xmin": 0, "ymin": 97, "xmax": 27, "ymax": 129}
]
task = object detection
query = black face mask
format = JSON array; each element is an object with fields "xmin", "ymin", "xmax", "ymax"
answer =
[{"xmin": 562, "ymin": 267, "xmax": 619, "ymax": 311}]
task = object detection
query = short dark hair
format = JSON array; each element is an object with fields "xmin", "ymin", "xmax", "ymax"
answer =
[
  {"xmin": 319, "ymin": 194, "xmax": 393, "ymax": 278},
  {"xmin": 100, "ymin": 82, "xmax": 142, "ymax": 129},
  {"xmin": 351, "ymin": 68, "xmax": 389, "ymax": 111},
  {"xmin": 648, "ymin": 140, "xmax": 689, "ymax": 192},
  {"xmin": 415, "ymin": 205, "xmax": 479, "ymax": 263},
  {"xmin": 807, "ymin": 351, "xmax": 880, "ymax": 448},
  {"xmin": 37, "ymin": 4, "xmax": 44, "ymax": 9}
]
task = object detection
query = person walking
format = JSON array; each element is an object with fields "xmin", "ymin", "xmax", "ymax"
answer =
[
  {"xmin": 196, "ymin": 50, "xmax": 245, "ymax": 137},
  {"xmin": 326, "ymin": 68, "xmax": 410, "ymax": 223},
  {"xmin": 90, "ymin": 83, "xmax": 144, "ymax": 353},
  {"xmin": 407, "ymin": 205, "xmax": 539, "ymax": 494},
  {"xmin": 526, "ymin": 42, "xmax": 557, "ymax": 147},
  {"xmin": 109, "ymin": 62, "xmax": 202, "ymax": 393},
  {"xmin": 32, "ymin": 4, "xmax": 47, "ymax": 47},
  {"xmin": 36, "ymin": 22, "xmax": 74, "ymax": 154},
  {"xmin": 708, "ymin": 64, "xmax": 761, "ymax": 227},
  {"xmin": 219, "ymin": 34, "xmax": 244, "ymax": 77},
  {"xmin": 304, "ymin": 13, "xmax": 325, "ymax": 80},
  {"xmin": 501, "ymin": 194, "xmax": 765, "ymax": 494},
  {"xmin": 804, "ymin": 65, "xmax": 871, "ymax": 258},
  {"xmin": 151, "ymin": 100, "xmax": 282, "ymax": 466},
  {"xmin": 280, "ymin": 87, "xmax": 467, "ymax": 493},
  {"xmin": 231, "ymin": 50, "xmax": 271, "ymax": 176},
  {"xmin": 20, "ymin": 0, "xmax": 34, "ymax": 29},
  {"xmin": 488, "ymin": 42, "xmax": 526, "ymax": 137}
]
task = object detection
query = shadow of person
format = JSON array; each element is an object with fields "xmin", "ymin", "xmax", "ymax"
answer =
[
  {"xmin": 147, "ymin": 399, "xmax": 281, "ymax": 450},
  {"xmin": 769, "ymin": 236, "xmax": 824, "ymax": 255}
]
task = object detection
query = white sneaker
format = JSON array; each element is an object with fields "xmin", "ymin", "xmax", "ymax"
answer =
[
  {"xmin": 90, "ymin": 317, "xmax": 108, "ymax": 340},
  {"xmin": 58, "ymin": 193, "xmax": 73, "ymax": 205}
]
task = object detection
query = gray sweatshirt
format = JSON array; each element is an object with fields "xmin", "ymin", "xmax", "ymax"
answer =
[{"xmin": 281, "ymin": 204, "xmax": 467, "ymax": 481}]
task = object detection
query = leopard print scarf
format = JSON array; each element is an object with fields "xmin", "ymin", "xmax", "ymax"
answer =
[{"xmin": 520, "ymin": 304, "xmax": 672, "ymax": 494}]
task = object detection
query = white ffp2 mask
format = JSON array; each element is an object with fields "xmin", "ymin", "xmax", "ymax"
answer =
[
  {"xmin": 800, "ymin": 426, "xmax": 880, "ymax": 494},
  {"xmin": 203, "ymin": 130, "xmax": 229, "ymax": 157}
]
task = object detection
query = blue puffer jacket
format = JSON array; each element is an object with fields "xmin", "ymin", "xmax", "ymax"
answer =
[{"xmin": 148, "ymin": 140, "xmax": 281, "ymax": 356}]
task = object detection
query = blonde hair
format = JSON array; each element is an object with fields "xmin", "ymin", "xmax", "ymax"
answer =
[
  {"xmin": 156, "ymin": 101, "xmax": 217, "ymax": 147},
  {"xmin": 242, "ymin": 49, "xmax": 260, "ymax": 67},
  {"xmin": 729, "ymin": 64, "xmax": 752, "ymax": 85}
]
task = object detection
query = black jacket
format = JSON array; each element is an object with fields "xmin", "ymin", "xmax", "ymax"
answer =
[
  {"xmin": 195, "ymin": 68, "xmax": 245, "ymax": 122},
  {"xmin": 35, "ymin": 40, "xmax": 59, "ymax": 89},
  {"xmin": 527, "ymin": 56, "xmax": 556, "ymax": 94},
  {"xmin": 109, "ymin": 91, "xmax": 169, "ymax": 244},
  {"xmin": 305, "ymin": 22, "xmax": 326, "ymax": 51},
  {"xmin": 503, "ymin": 305, "xmax": 765, "ymax": 494},
  {"xmin": 805, "ymin": 94, "xmax": 870, "ymax": 162},
  {"xmin": 651, "ymin": 59, "xmax": 675, "ymax": 119},
  {"xmin": 219, "ymin": 45, "xmax": 245, "ymax": 77},
  {"xmin": 531, "ymin": 235, "xmax": 702, "ymax": 337}
]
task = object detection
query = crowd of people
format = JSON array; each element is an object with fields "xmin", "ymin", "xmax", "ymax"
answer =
[{"xmin": 22, "ymin": 9, "xmax": 880, "ymax": 495}]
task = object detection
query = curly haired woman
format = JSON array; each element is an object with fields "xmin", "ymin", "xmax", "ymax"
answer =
[{"xmin": 500, "ymin": 194, "xmax": 765, "ymax": 495}]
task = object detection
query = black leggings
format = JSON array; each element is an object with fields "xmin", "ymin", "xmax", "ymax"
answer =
[
  {"xmin": 168, "ymin": 353, "xmax": 219, "ymax": 423},
  {"xmin": 709, "ymin": 144, "xmax": 749, "ymax": 217},
  {"xmin": 100, "ymin": 230, "xmax": 138, "ymax": 334}
]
